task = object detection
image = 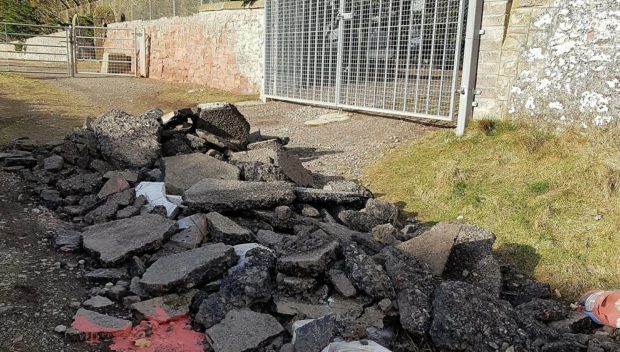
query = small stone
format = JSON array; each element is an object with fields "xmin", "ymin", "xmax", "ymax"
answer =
[
  {"xmin": 82, "ymin": 296, "xmax": 114, "ymax": 309},
  {"xmin": 53, "ymin": 325, "xmax": 67, "ymax": 333},
  {"xmin": 328, "ymin": 269, "xmax": 358, "ymax": 298},
  {"xmin": 43, "ymin": 155, "xmax": 64, "ymax": 172},
  {"xmin": 300, "ymin": 204, "xmax": 321, "ymax": 218},
  {"xmin": 371, "ymin": 224, "xmax": 399, "ymax": 245}
]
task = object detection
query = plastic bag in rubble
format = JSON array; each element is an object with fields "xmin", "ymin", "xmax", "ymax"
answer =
[
  {"xmin": 578, "ymin": 290, "xmax": 620, "ymax": 328},
  {"xmin": 321, "ymin": 340, "xmax": 392, "ymax": 352}
]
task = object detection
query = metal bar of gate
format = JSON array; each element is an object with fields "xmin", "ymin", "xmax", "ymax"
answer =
[
  {"xmin": 335, "ymin": 0, "xmax": 345, "ymax": 105},
  {"xmin": 456, "ymin": 0, "xmax": 483, "ymax": 136}
]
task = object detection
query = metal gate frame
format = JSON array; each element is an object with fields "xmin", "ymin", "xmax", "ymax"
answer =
[
  {"xmin": 0, "ymin": 22, "xmax": 72, "ymax": 76},
  {"xmin": 263, "ymin": 0, "xmax": 483, "ymax": 135},
  {"xmin": 73, "ymin": 25, "xmax": 139, "ymax": 77},
  {"xmin": 1, "ymin": 22, "xmax": 141, "ymax": 78}
]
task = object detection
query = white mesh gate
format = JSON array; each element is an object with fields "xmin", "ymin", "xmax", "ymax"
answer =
[{"xmin": 264, "ymin": 0, "xmax": 482, "ymax": 132}]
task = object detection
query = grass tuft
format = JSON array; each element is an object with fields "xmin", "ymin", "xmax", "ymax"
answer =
[{"xmin": 363, "ymin": 121, "xmax": 620, "ymax": 300}]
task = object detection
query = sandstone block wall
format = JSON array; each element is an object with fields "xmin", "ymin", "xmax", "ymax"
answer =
[
  {"xmin": 109, "ymin": 9, "xmax": 264, "ymax": 95},
  {"xmin": 474, "ymin": 0, "xmax": 620, "ymax": 128}
]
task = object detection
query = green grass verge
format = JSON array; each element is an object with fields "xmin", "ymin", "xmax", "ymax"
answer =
[{"xmin": 363, "ymin": 121, "xmax": 620, "ymax": 300}]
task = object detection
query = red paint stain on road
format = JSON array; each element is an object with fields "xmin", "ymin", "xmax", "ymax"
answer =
[{"xmin": 109, "ymin": 317, "xmax": 205, "ymax": 352}]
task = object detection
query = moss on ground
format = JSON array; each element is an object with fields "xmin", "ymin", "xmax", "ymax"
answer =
[{"xmin": 363, "ymin": 121, "xmax": 620, "ymax": 299}]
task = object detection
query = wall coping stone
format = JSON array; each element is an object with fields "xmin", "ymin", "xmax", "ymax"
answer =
[{"xmin": 200, "ymin": 1, "xmax": 264, "ymax": 12}]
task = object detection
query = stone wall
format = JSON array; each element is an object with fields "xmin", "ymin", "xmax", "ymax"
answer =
[
  {"xmin": 474, "ymin": 0, "xmax": 620, "ymax": 128},
  {"xmin": 109, "ymin": 8, "xmax": 264, "ymax": 95}
]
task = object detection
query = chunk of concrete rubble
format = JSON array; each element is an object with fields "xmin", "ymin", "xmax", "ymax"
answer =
[
  {"xmin": 81, "ymin": 214, "xmax": 177, "ymax": 266},
  {"xmin": 4, "ymin": 156, "xmax": 36, "ymax": 168},
  {"xmin": 342, "ymin": 241, "xmax": 394, "ymax": 300},
  {"xmin": 163, "ymin": 153, "xmax": 240, "ymax": 195},
  {"xmin": 169, "ymin": 226, "xmax": 204, "ymax": 249},
  {"xmin": 90, "ymin": 109, "xmax": 161, "ymax": 169},
  {"xmin": 253, "ymin": 209, "xmax": 318, "ymax": 232},
  {"xmin": 294, "ymin": 188, "xmax": 369, "ymax": 206},
  {"xmin": 0, "ymin": 150, "xmax": 31, "ymax": 161},
  {"xmin": 207, "ymin": 212, "xmax": 254, "ymax": 245},
  {"xmin": 70, "ymin": 308, "xmax": 131, "ymax": 336},
  {"xmin": 103, "ymin": 170, "xmax": 138, "ymax": 183},
  {"xmin": 53, "ymin": 230, "xmax": 82, "ymax": 252},
  {"xmin": 177, "ymin": 213, "xmax": 207, "ymax": 236},
  {"xmin": 363, "ymin": 199, "xmax": 401, "ymax": 226},
  {"xmin": 196, "ymin": 102, "xmax": 251, "ymax": 144},
  {"xmin": 371, "ymin": 224, "xmax": 399, "ymax": 245},
  {"xmin": 443, "ymin": 223, "xmax": 502, "ymax": 296},
  {"xmin": 396, "ymin": 221, "xmax": 459, "ymax": 276},
  {"xmin": 57, "ymin": 173, "xmax": 103, "ymax": 196},
  {"xmin": 517, "ymin": 298, "xmax": 570, "ymax": 322},
  {"xmin": 85, "ymin": 188, "xmax": 136, "ymax": 224},
  {"xmin": 97, "ymin": 177, "xmax": 130, "ymax": 199},
  {"xmin": 323, "ymin": 180, "xmax": 373, "ymax": 198},
  {"xmin": 383, "ymin": 247, "xmax": 439, "ymax": 336},
  {"xmin": 274, "ymin": 297, "xmax": 364, "ymax": 321},
  {"xmin": 247, "ymin": 139, "xmax": 282, "ymax": 151},
  {"xmin": 139, "ymin": 243, "xmax": 237, "ymax": 295},
  {"xmin": 318, "ymin": 222, "xmax": 383, "ymax": 255},
  {"xmin": 292, "ymin": 314, "xmax": 336, "ymax": 352},
  {"xmin": 135, "ymin": 182, "xmax": 180, "ymax": 218},
  {"xmin": 82, "ymin": 296, "xmax": 114, "ymax": 310},
  {"xmin": 184, "ymin": 179, "xmax": 296, "ymax": 212},
  {"xmin": 195, "ymin": 246, "xmax": 276, "ymax": 329},
  {"xmin": 131, "ymin": 291, "xmax": 194, "ymax": 323},
  {"xmin": 256, "ymin": 229, "xmax": 285, "ymax": 247},
  {"xmin": 43, "ymin": 154, "xmax": 64, "ymax": 172},
  {"xmin": 321, "ymin": 340, "xmax": 392, "ymax": 352},
  {"xmin": 231, "ymin": 148, "xmax": 314, "ymax": 187},
  {"xmin": 338, "ymin": 210, "xmax": 384, "ymax": 233},
  {"xmin": 84, "ymin": 268, "xmax": 128, "ymax": 283},
  {"xmin": 430, "ymin": 281, "xmax": 558, "ymax": 351},
  {"xmin": 328, "ymin": 269, "xmax": 358, "ymax": 298},
  {"xmin": 547, "ymin": 311, "xmax": 592, "ymax": 334},
  {"xmin": 277, "ymin": 230, "xmax": 339, "ymax": 277},
  {"xmin": 205, "ymin": 309, "xmax": 284, "ymax": 352}
]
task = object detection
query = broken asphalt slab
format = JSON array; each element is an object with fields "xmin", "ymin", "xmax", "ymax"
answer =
[
  {"xmin": 184, "ymin": 178, "xmax": 296, "ymax": 212},
  {"xmin": 81, "ymin": 214, "xmax": 177, "ymax": 266},
  {"xmin": 205, "ymin": 309, "xmax": 284, "ymax": 352},
  {"xmin": 139, "ymin": 243, "xmax": 237, "ymax": 295},
  {"xmin": 163, "ymin": 152, "xmax": 240, "ymax": 195}
]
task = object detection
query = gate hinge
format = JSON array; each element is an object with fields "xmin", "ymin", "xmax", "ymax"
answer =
[
  {"xmin": 474, "ymin": 89, "xmax": 482, "ymax": 95},
  {"xmin": 479, "ymin": 29, "xmax": 486, "ymax": 35},
  {"xmin": 472, "ymin": 102, "xmax": 479, "ymax": 107}
]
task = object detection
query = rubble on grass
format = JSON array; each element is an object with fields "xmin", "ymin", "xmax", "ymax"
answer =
[{"xmin": 2, "ymin": 103, "xmax": 618, "ymax": 352}]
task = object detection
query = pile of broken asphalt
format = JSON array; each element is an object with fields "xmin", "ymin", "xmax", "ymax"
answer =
[{"xmin": 0, "ymin": 102, "xmax": 618, "ymax": 352}]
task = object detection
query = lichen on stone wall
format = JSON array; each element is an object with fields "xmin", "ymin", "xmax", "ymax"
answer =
[{"xmin": 508, "ymin": 0, "xmax": 620, "ymax": 128}]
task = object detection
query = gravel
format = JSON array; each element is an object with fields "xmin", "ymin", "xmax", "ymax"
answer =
[{"xmin": 238, "ymin": 101, "xmax": 433, "ymax": 180}]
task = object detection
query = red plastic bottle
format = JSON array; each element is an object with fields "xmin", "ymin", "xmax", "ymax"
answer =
[{"xmin": 578, "ymin": 290, "xmax": 620, "ymax": 328}]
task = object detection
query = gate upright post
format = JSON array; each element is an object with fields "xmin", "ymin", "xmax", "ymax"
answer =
[
  {"xmin": 4, "ymin": 23, "xmax": 9, "ymax": 73},
  {"xmin": 456, "ymin": 0, "xmax": 483, "ymax": 136}
]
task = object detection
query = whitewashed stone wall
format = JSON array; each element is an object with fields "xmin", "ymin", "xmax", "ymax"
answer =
[{"xmin": 474, "ymin": 0, "xmax": 620, "ymax": 128}]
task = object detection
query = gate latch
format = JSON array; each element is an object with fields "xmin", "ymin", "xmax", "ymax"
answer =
[{"xmin": 339, "ymin": 12, "xmax": 354, "ymax": 20}]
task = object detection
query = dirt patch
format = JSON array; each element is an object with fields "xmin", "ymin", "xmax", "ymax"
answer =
[{"xmin": 0, "ymin": 171, "xmax": 98, "ymax": 352}]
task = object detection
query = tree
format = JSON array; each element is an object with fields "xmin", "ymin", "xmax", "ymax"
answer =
[{"xmin": 0, "ymin": 0, "xmax": 41, "ymax": 39}]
